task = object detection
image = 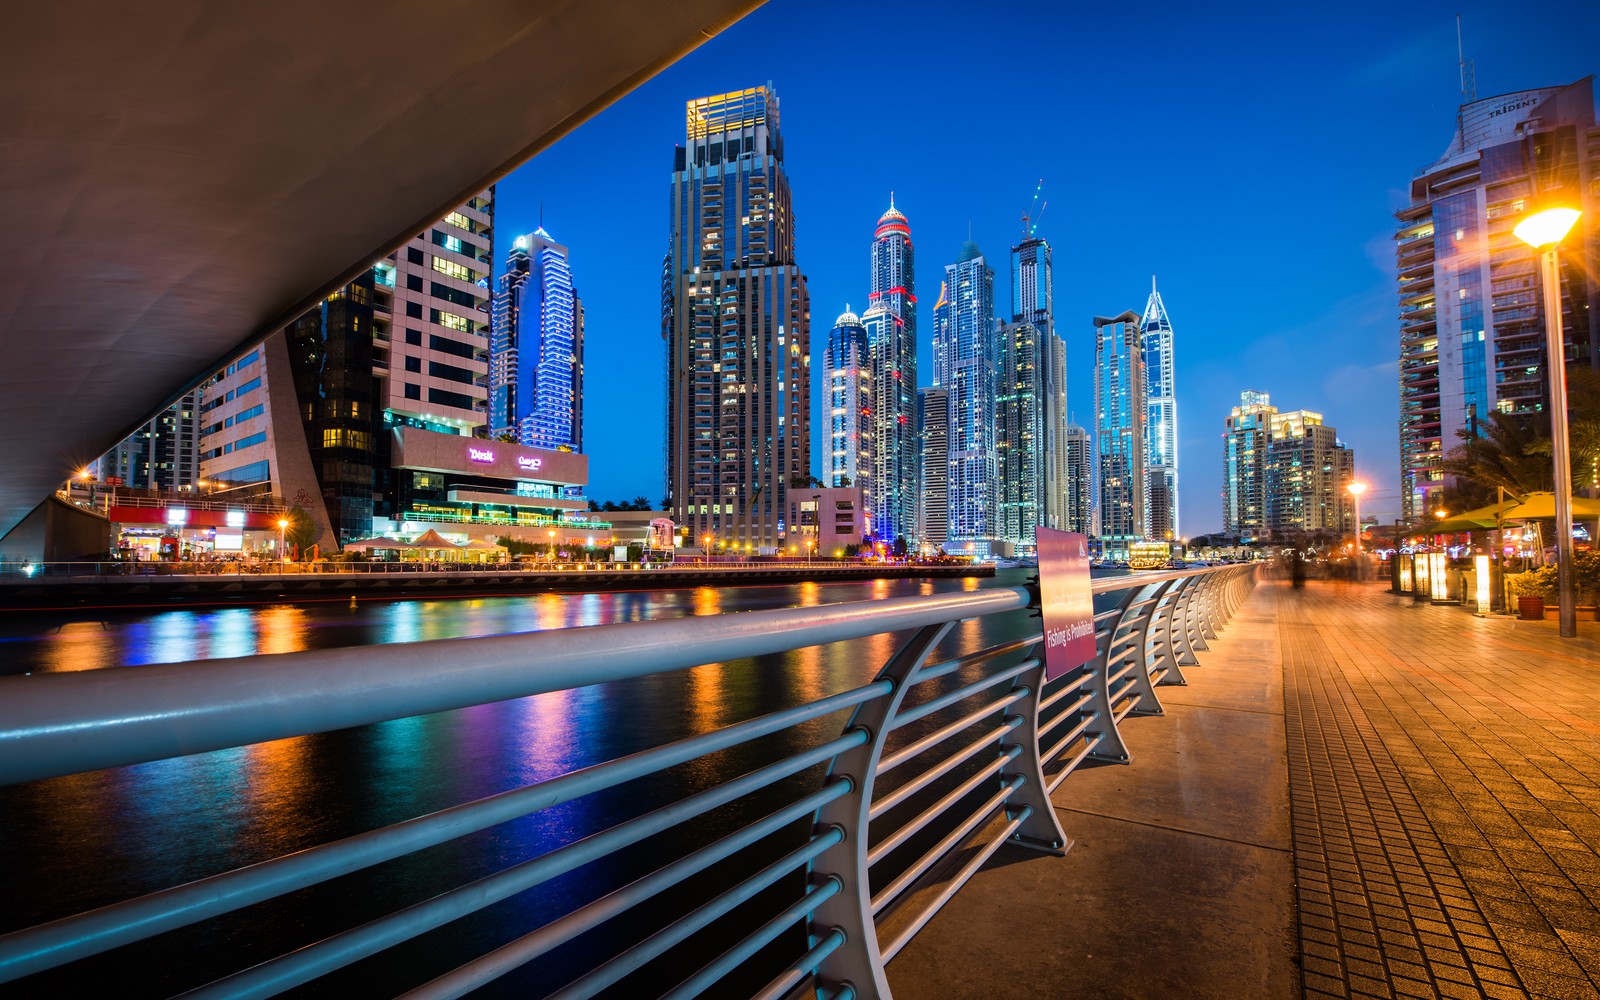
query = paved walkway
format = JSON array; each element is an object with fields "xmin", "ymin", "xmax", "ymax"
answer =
[{"xmin": 890, "ymin": 578, "xmax": 1600, "ymax": 1000}]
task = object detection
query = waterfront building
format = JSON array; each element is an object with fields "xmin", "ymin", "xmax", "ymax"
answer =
[
  {"xmin": 996, "ymin": 319, "xmax": 1042, "ymax": 546},
  {"xmin": 491, "ymin": 227, "xmax": 584, "ymax": 451},
  {"xmin": 1396, "ymin": 78, "xmax": 1599, "ymax": 523},
  {"xmin": 938, "ymin": 242, "xmax": 999, "ymax": 553},
  {"xmin": 918, "ymin": 386, "xmax": 950, "ymax": 552},
  {"xmin": 664, "ymin": 86, "xmax": 811, "ymax": 553},
  {"xmin": 825, "ymin": 307, "xmax": 872, "ymax": 506},
  {"xmin": 1223, "ymin": 391, "xmax": 1276, "ymax": 539},
  {"xmin": 1093, "ymin": 310, "xmax": 1147, "ymax": 556},
  {"xmin": 1266, "ymin": 409, "xmax": 1355, "ymax": 535},
  {"xmin": 789, "ymin": 484, "xmax": 868, "ymax": 556},
  {"xmin": 1142, "ymin": 277, "xmax": 1179, "ymax": 541},
  {"xmin": 98, "ymin": 389, "xmax": 202, "ymax": 492},
  {"xmin": 1011, "ymin": 236, "xmax": 1069, "ymax": 534},
  {"xmin": 865, "ymin": 198, "xmax": 918, "ymax": 547},
  {"xmin": 1064, "ymin": 422, "xmax": 1092, "ymax": 535}
]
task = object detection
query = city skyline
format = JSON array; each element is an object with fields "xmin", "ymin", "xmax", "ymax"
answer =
[{"xmin": 490, "ymin": 0, "xmax": 1599, "ymax": 532}]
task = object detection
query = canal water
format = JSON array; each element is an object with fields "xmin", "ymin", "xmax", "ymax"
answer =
[{"xmin": 0, "ymin": 570, "xmax": 1103, "ymax": 997}]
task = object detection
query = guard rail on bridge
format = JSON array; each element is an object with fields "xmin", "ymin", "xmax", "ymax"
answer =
[{"xmin": 0, "ymin": 563, "xmax": 1255, "ymax": 998}]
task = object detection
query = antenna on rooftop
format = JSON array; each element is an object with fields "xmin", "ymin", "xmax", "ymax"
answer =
[
  {"xmin": 1456, "ymin": 14, "xmax": 1476, "ymax": 103},
  {"xmin": 1020, "ymin": 178, "xmax": 1046, "ymax": 239}
]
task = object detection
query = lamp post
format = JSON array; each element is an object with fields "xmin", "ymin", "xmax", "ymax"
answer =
[
  {"xmin": 1347, "ymin": 482, "xmax": 1367, "ymax": 581},
  {"xmin": 277, "ymin": 518, "xmax": 289, "ymax": 573},
  {"xmin": 1515, "ymin": 204, "xmax": 1582, "ymax": 637},
  {"xmin": 548, "ymin": 529, "xmax": 557, "ymax": 563}
]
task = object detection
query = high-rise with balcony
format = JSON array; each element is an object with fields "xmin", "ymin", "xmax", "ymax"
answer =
[
  {"xmin": 936, "ymin": 242, "xmax": 999, "ymax": 553},
  {"xmin": 1064, "ymin": 422, "xmax": 1092, "ymax": 535},
  {"xmin": 664, "ymin": 86, "xmax": 810, "ymax": 552},
  {"xmin": 918, "ymin": 386, "xmax": 949, "ymax": 552},
  {"xmin": 1266, "ymin": 408, "xmax": 1355, "ymax": 535},
  {"xmin": 996, "ymin": 318, "xmax": 1042, "ymax": 545},
  {"xmin": 97, "ymin": 390, "xmax": 202, "ymax": 491},
  {"xmin": 864, "ymin": 198, "xmax": 918, "ymax": 546},
  {"xmin": 1396, "ymin": 78, "xmax": 1599, "ymax": 524},
  {"xmin": 1142, "ymin": 277, "xmax": 1179, "ymax": 541},
  {"xmin": 1010, "ymin": 235, "xmax": 1068, "ymax": 536},
  {"xmin": 1093, "ymin": 310, "xmax": 1147, "ymax": 554},
  {"xmin": 826, "ymin": 307, "xmax": 872, "ymax": 504},
  {"xmin": 1223, "ymin": 390, "xmax": 1276, "ymax": 539},
  {"xmin": 492, "ymin": 227, "xmax": 584, "ymax": 451}
]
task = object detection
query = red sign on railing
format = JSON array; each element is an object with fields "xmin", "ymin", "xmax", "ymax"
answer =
[{"xmin": 1037, "ymin": 527, "xmax": 1096, "ymax": 682}]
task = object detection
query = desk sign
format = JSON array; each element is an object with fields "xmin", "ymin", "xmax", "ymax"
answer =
[{"xmin": 1038, "ymin": 527, "xmax": 1096, "ymax": 681}]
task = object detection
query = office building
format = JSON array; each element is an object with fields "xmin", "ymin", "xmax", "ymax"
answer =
[
  {"xmin": 918, "ymin": 386, "xmax": 949, "ymax": 552},
  {"xmin": 1064, "ymin": 422, "xmax": 1092, "ymax": 535},
  {"xmin": 1266, "ymin": 408, "xmax": 1355, "ymax": 535},
  {"xmin": 1396, "ymin": 78, "xmax": 1599, "ymax": 523},
  {"xmin": 996, "ymin": 319, "xmax": 1042, "ymax": 546},
  {"xmin": 1011, "ymin": 235, "xmax": 1069, "ymax": 534},
  {"xmin": 97, "ymin": 390, "xmax": 202, "ymax": 492},
  {"xmin": 825, "ymin": 307, "xmax": 872, "ymax": 506},
  {"xmin": 664, "ymin": 86, "xmax": 811, "ymax": 552},
  {"xmin": 789, "ymin": 485, "xmax": 868, "ymax": 556},
  {"xmin": 491, "ymin": 227, "xmax": 584, "ymax": 451},
  {"xmin": 937, "ymin": 242, "xmax": 999, "ymax": 553},
  {"xmin": 1223, "ymin": 391, "xmax": 1276, "ymax": 539},
  {"xmin": 1093, "ymin": 310, "xmax": 1147, "ymax": 556},
  {"xmin": 1142, "ymin": 277, "xmax": 1179, "ymax": 540},
  {"xmin": 865, "ymin": 198, "xmax": 918, "ymax": 546}
]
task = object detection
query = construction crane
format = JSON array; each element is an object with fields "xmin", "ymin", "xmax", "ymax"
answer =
[{"xmin": 1020, "ymin": 178, "xmax": 1047, "ymax": 240}]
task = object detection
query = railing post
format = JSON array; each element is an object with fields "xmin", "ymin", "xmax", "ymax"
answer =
[
  {"xmin": 1114, "ymin": 581, "xmax": 1166, "ymax": 717},
  {"xmin": 1083, "ymin": 589, "xmax": 1136, "ymax": 763},
  {"xmin": 807, "ymin": 621, "xmax": 955, "ymax": 1000},
  {"xmin": 1002, "ymin": 643, "xmax": 1070, "ymax": 855},
  {"xmin": 1140, "ymin": 578, "xmax": 1187, "ymax": 687}
]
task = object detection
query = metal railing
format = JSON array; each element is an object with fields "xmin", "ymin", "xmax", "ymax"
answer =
[{"xmin": 0, "ymin": 564, "xmax": 1255, "ymax": 998}]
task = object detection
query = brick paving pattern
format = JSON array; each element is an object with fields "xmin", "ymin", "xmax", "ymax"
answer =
[{"xmin": 1277, "ymin": 579, "xmax": 1600, "ymax": 999}]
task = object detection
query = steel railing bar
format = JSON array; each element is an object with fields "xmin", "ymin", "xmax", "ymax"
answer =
[
  {"xmin": 889, "ymin": 660, "xmax": 1033, "ymax": 732},
  {"xmin": 655, "ymin": 880, "xmax": 843, "ymax": 1000},
  {"xmin": 1040, "ymin": 711, "xmax": 1098, "ymax": 770},
  {"xmin": 879, "ymin": 804, "xmax": 1030, "ymax": 964},
  {"xmin": 907, "ymin": 633, "xmax": 1039, "ymax": 687},
  {"xmin": 1037, "ymin": 674, "xmax": 1093, "ymax": 715},
  {"xmin": 867, "ymin": 749, "xmax": 1022, "ymax": 869},
  {"xmin": 748, "ymin": 926, "xmax": 846, "ymax": 1000},
  {"xmin": 1038, "ymin": 688, "xmax": 1094, "ymax": 728},
  {"xmin": 870, "ymin": 776, "xmax": 1024, "ymax": 915},
  {"xmin": 183, "ymin": 734, "xmax": 865, "ymax": 1000},
  {"xmin": 878, "ymin": 690, "xmax": 1028, "ymax": 776},
  {"xmin": 1111, "ymin": 692, "xmax": 1144, "ymax": 724},
  {"xmin": 399, "ymin": 785, "xmax": 850, "ymax": 1000},
  {"xmin": 870, "ymin": 718, "xmax": 1023, "ymax": 821},
  {"xmin": 1046, "ymin": 734, "xmax": 1106, "ymax": 793},
  {"xmin": 0, "ymin": 682, "xmax": 889, "ymax": 985}
]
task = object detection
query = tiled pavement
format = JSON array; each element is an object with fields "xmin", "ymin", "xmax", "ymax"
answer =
[
  {"xmin": 893, "ymin": 574, "xmax": 1600, "ymax": 1000},
  {"xmin": 1279, "ymin": 580, "xmax": 1600, "ymax": 999}
]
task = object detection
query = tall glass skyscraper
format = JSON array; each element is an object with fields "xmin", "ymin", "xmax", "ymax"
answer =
[
  {"xmin": 826, "ymin": 307, "xmax": 872, "ymax": 500},
  {"xmin": 865, "ymin": 198, "xmax": 917, "ymax": 546},
  {"xmin": 938, "ymin": 242, "xmax": 999, "ymax": 551},
  {"xmin": 1064, "ymin": 422, "xmax": 1092, "ymax": 535},
  {"xmin": 918, "ymin": 386, "xmax": 949, "ymax": 551},
  {"xmin": 491, "ymin": 227, "xmax": 583, "ymax": 451},
  {"xmin": 1004, "ymin": 235, "xmax": 1068, "ymax": 544},
  {"xmin": 1396, "ymin": 78, "xmax": 1598, "ymax": 523},
  {"xmin": 1223, "ymin": 390, "xmax": 1275, "ymax": 538},
  {"xmin": 1093, "ymin": 309, "xmax": 1147, "ymax": 554},
  {"xmin": 997, "ymin": 319, "xmax": 1041, "ymax": 545},
  {"xmin": 1141, "ymin": 277, "xmax": 1178, "ymax": 541},
  {"xmin": 664, "ymin": 86, "xmax": 810, "ymax": 551}
]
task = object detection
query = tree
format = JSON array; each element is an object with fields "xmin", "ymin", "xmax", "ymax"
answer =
[
  {"xmin": 1441, "ymin": 409, "xmax": 1552, "ymax": 505},
  {"xmin": 630, "ymin": 495, "xmax": 651, "ymax": 511},
  {"xmin": 602, "ymin": 500, "xmax": 619, "ymax": 512},
  {"xmin": 494, "ymin": 431, "xmax": 518, "ymax": 444},
  {"xmin": 283, "ymin": 506, "xmax": 316, "ymax": 555},
  {"xmin": 587, "ymin": 499, "xmax": 601, "ymax": 512}
]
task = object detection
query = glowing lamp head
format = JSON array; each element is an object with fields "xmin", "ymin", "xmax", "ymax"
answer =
[
  {"xmin": 1513, "ymin": 207, "xmax": 1581, "ymax": 249},
  {"xmin": 1346, "ymin": 482, "xmax": 1367, "ymax": 496},
  {"xmin": 277, "ymin": 519, "xmax": 289, "ymax": 529}
]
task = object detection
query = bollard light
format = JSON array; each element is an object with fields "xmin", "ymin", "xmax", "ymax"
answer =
[
  {"xmin": 1398, "ymin": 553, "xmax": 1414, "ymax": 592},
  {"xmin": 1473, "ymin": 554, "xmax": 1491, "ymax": 616},
  {"xmin": 1428, "ymin": 552, "xmax": 1449, "ymax": 603}
]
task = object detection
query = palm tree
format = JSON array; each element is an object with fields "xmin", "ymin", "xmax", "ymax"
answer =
[{"xmin": 1441, "ymin": 410, "xmax": 1552, "ymax": 502}]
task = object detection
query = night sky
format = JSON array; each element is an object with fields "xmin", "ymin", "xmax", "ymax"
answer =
[{"xmin": 494, "ymin": 0, "xmax": 1599, "ymax": 533}]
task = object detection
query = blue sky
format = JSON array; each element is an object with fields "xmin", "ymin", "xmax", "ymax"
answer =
[{"xmin": 495, "ymin": 0, "xmax": 1599, "ymax": 532}]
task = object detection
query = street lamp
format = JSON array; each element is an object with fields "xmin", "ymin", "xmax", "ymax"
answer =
[
  {"xmin": 1515, "ymin": 202, "xmax": 1582, "ymax": 638},
  {"xmin": 277, "ymin": 518, "xmax": 289, "ymax": 573},
  {"xmin": 548, "ymin": 529, "xmax": 557, "ymax": 562}
]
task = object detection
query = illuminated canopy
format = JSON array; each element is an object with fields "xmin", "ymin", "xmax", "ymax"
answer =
[{"xmin": 0, "ymin": 0, "xmax": 760, "ymax": 539}]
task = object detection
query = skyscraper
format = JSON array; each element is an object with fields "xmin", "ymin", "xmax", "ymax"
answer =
[
  {"xmin": 1266, "ymin": 408, "xmax": 1355, "ymax": 535},
  {"xmin": 1142, "ymin": 277, "xmax": 1179, "ymax": 541},
  {"xmin": 865, "ymin": 198, "xmax": 918, "ymax": 546},
  {"xmin": 918, "ymin": 386, "xmax": 950, "ymax": 551},
  {"xmin": 492, "ymin": 227, "xmax": 584, "ymax": 451},
  {"xmin": 664, "ymin": 86, "xmax": 810, "ymax": 552},
  {"xmin": 826, "ymin": 307, "xmax": 872, "ymax": 500},
  {"xmin": 1396, "ymin": 78, "xmax": 1598, "ymax": 523},
  {"xmin": 1011, "ymin": 236, "xmax": 1069, "ymax": 533},
  {"xmin": 98, "ymin": 390, "xmax": 202, "ymax": 491},
  {"xmin": 1223, "ymin": 390, "xmax": 1276, "ymax": 539},
  {"xmin": 938, "ymin": 242, "xmax": 999, "ymax": 552},
  {"xmin": 1064, "ymin": 422, "xmax": 1092, "ymax": 535},
  {"xmin": 1093, "ymin": 310, "xmax": 1147, "ymax": 555},
  {"xmin": 996, "ymin": 319, "xmax": 1041, "ymax": 545}
]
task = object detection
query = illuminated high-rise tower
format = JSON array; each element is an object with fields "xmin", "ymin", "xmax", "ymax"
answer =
[
  {"xmin": 1093, "ymin": 309, "xmax": 1147, "ymax": 556},
  {"xmin": 664, "ymin": 86, "xmax": 810, "ymax": 551},
  {"xmin": 826, "ymin": 307, "xmax": 872, "ymax": 498},
  {"xmin": 865, "ymin": 197, "xmax": 917, "ymax": 545},
  {"xmin": 938, "ymin": 242, "xmax": 999, "ymax": 552},
  {"xmin": 492, "ymin": 227, "xmax": 583, "ymax": 451},
  {"xmin": 1142, "ymin": 277, "xmax": 1178, "ymax": 540}
]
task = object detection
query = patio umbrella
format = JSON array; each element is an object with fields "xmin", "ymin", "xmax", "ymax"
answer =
[
  {"xmin": 410, "ymin": 528, "xmax": 461, "ymax": 549},
  {"xmin": 1427, "ymin": 514, "xmax": 1498, "ymax": 534},
  {"xmin": 1499, "ymin": 491, "xmax": 1600, "ymax": 521},
  {"xmin": 344, "ymin": 536, "xmax": 415, "ymax": 550},
  {"xmin": 462, "ymin": 538, "xmax": 507, "ymax": 550}
]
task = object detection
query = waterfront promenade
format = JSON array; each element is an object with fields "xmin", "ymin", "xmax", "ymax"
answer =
[{"xmin": 893, "ymin": 578, "xmax": 1600, "ymax": 999}]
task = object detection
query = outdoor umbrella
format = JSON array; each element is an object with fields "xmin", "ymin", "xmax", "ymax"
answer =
[
  {"xmin": 344, "ymin": 536, "xmax": 415, "ymax": 550},
  {"xmin": 1427, "ymin": 514, "xmax": 1498, "ymax": 534},
  {"xmin": 410, "ymin": 528, "xmax": 461, "ymax": 549},
  {"xmin": 1498, "ymin": 492, "xmax": 1600, "ymax": 521}
]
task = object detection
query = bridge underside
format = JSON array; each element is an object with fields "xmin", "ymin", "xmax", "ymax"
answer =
[{"xmin": 0, "ymin": 0, "xmax": 760, "ymax": 539}]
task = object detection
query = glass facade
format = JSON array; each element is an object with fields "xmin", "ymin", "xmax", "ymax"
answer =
[
  {"xmin": 1093, "ymin": 311, "xmax": 1147, "ymax": 545},
  {"xmin": 825, "ymin": 309, "xmax": 872, "ymax": 509},
  {"xmin": 866, "ymin": 200, "xmax": 918, "ymax": 546},
  {"xmin": 492, "ymin": 228, "xmax": 583, "ymax": 451},
  {"xmin": 1141, "ymin": 279, "xmax": 1179, "ymax": 540},
  {"xmin": 939, "ymin": 243, "xmax": 998, "ymax": 550}
]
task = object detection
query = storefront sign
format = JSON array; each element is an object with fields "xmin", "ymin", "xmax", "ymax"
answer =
[
  {"xmin": 468, "ymin": 447, "xmax": 495, "ymax": 464},
  {"xmin": 1037, "ymin": 527, "xmax": 1096, "ymax": 682},
  {"xmin": 517, "ymin": 456, "xmax": 543, "ymax": 471}
]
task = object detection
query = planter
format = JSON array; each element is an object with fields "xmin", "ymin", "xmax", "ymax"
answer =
[
  {"xmin": 1545, "ymin": 608, "xmax": 1562, "ymax": 621},
  {"xmin": 1579, "ymin": 606, "xmax": 1600, "ymax": 622},
  {"xmin": 1518, "ymin": 595, "xmax": 1544, "ymax": 620}
]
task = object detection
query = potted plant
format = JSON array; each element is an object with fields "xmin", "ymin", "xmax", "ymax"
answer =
[{"xmin": 1509, "ymin": 566, "xmax": 1556, "ymax": 620}]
